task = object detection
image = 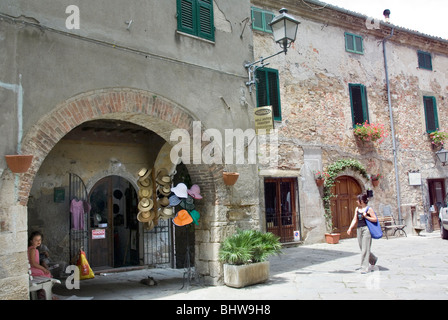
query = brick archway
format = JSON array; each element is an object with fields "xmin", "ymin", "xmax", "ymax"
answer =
[{"xmin": 18, "ymin": 87, "xmax": 224, "ymax": 205}]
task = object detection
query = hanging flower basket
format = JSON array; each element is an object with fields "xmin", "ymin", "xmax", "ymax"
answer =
[
  {"xmin": 315, "ymin": 178, "xmax": 325, "ymax": 187},
  {"xmin": 314, "ymin": 171, "xmax": 329, "ymax": 187},
  {"xmin": 370, "ymin": 174, "xmax": 382, "ymax": 187},
  {"xmin": 223, "ymin": 172, "xmax": 239, "ymax": 186},
  {"xmin": 5, "ymin": 155, "xmax": 33, "ymax": 173}
]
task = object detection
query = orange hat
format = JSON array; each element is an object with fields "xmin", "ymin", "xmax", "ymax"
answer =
[{"xmin": 173, "ymin": 209, "xmax": 193, "ymax": 227}]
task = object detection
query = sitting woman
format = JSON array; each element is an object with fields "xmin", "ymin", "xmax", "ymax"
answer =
[{"xmin": 28, "ymin": 231, "xmax": 52, "ymax": 278}]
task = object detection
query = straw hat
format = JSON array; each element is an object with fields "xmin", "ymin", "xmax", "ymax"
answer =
[
  {"xmin": 144, "ymin": 220, "xmax": 155, "ymax": 231},
  {"xmin": 138, "ymin": 187, "xmax": 153, "ymax": 199},
  {"xmin": 138, "ymin": 197, "xmax": 154, "ymax": 212},
  {"xmin": 171, "ymin": 183, "xmax": 188, "ymax": 198},
  {"xmin": 173, "ymin": 209, "xmax": 193, "ymax": 227},
  {"xmin": 158, "ymin": 185, "xmax": 171, "ymax": 197},
  {"xmin": 137, "ymin": 167, "xmax": 151, "ymax": 180},
  {"xmin": 187, "ymin": 184, "xmax": 203, "ymax": 200},
  {"xmin": 158, "ymin": 196, "xmax": 170, "ymax": 207},
  {"xmin": 156, "ymin": 168, "xmax": 171, "ymax": 186},
  {"xmin": 137, "ymin": 177, "xmax": 152, "ymax": 189},
  {"xmin": 137, "ymin": 210, "xmax": 154, "ymax": 223},
  {"xmin": 159, "ymin": 207, "xmax": 174, "ymax": 219}
]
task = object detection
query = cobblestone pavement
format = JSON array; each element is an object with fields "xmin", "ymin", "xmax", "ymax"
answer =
[{"xmin": 53, "ymin": 232, "xmax": 448, "ymax": 300}]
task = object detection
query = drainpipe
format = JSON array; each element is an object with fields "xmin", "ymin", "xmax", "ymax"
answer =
[
  {"xmin": 383, "ymin": 28, "xmax": 403, "ymax": 223},
  {"xmin": 0, "ymin": 74, "xmax": 24, "ymax": 200},
  {"xmin": 0, "ymin": 74, "xmax": 24, "ymax": 154}
]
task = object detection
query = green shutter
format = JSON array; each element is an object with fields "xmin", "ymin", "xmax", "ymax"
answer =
[
  {"xmin": 198, "ymin": 0, "xmax": 214, "ymax": 41},
  {"xmin": 177, "ymin": 0, "xmax": 214, "ymax": 41},
  {"xmin": 424, "ymin": 96, "xmax": 438, "ymax": 133},
  {"xmin": 178, "ymin": 0, "xmax": 195, "ymax": 34},
  {"xmin": 349, "ymin": 84, "xmax": 369, "ymax": 126},
  {"xmin": 345, "ymin": 32, "xmax": 363, "ymax": 54},
  {"xmin": 418, "ymin": 51, "xmax": 432, "ymax": 70},
  {"xmin": 256, "ymin": 68, "xmax": 281, "ymax": 121}
]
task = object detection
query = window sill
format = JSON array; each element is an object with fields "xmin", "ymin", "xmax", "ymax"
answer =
[{"xmin": 176, "ymin": 30, "xmax": 215, "ymax": 45}]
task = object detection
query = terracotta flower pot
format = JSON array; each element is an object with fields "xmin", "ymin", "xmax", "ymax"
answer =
[
  {"xmin": 315, "ymin": 178, "xmax": 325, "ymax": 187},
  {"xmin": 223, "ymin": 172, "xmax": 239, "ymax": 186},
  {"xmin": 325, "ymin": 233, "xmax": 340, "ymax": 244},
  {"xmin": 5, "ymin": 155, "xmax": 33, "ymax": 173},
  {"xmin": 372, "ymin": 179, "xmax": 379, "ymax": 187}
]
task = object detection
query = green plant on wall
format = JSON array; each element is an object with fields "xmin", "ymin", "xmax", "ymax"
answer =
[{"xmin": 322, "ymin": 159, "xmax": 369, "ymax": 233}]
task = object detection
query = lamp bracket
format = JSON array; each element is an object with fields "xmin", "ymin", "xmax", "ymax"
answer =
[{"xmin": 244, "ymin": 48, "xmax": 286, "ymax": 93}]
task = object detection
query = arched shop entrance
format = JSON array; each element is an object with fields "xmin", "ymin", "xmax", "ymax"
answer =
[{"xmin": 23, "ymin": 88, "xmax": 225, "ymax": 283}]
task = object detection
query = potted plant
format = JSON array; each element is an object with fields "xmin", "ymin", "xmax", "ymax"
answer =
[
  {"xmin": 353, "ymin": 121, "xmax": 387, "ymax": 144},
  {"xmin": 219, "ymin": 229, "xmax": 282, "ymax": 288},
  {"xmin": 5, "ymin": 154, "xmax": 33, "ymax": 173},
  {"xmin": 314, "ymin": 171, "xmax": 329, "ymax": 187},
  {"xmin": 370, "ymin": 174, "xmax": 382, "ymax": 187},
  {"xmin": 429, "ymin": 130, "xmax": 448, "ymax": 148}
]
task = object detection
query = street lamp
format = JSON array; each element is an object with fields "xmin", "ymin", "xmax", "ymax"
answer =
[
  {"xmin": 245, "ymin": 8, "xmax": 300, "ymax": 91},
  {"xmin": 436, "ymin": 148, "xmax": 448, "ymax": 166}
]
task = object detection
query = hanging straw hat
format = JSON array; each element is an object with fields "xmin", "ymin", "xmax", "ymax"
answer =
[
  {"xmin": 138, "ymin": 187, "xmax": 153, "ymax": 199},
  {"xmin": 138, "ymin": 177, "xmax": 152, "ymax": 189},
  {"xmin": 138, "ymin": 197, "xmax": 154, "ymax": 212},
  {"xmin": 144, "ymin": 220, "xmax": 155, "ymax": 231},
  {"xmin": 158, "ymin": 196, "xmax": 170, "ymax": 207},
  {"xmin": 137, "ymin": 167, "xmax": 151, "ymax": 180},
  {"xmin": 187, "ymin": 184, "xmax": 203, "ymax": 200},
  {"xmin": 179, "ymin": 196, "xmax": 195, "ymax": 211},
  {"xmin": 173, "ymin": 209, "xmax": 193, "ymax": 226},
  {"xmin": 159, "ymin": 207, "xmax": 175, "ymax": 219},
  {"xmin": 156, "ymin": 168, "xmax": 171, "ymax": 186},
  {"xmin": 137, "ymin": 210, "xmax": 154, "ymax": 223},
  {"xmin": 171, "ymin": 183, "xmax": 188, "ymax": 198},
  {"xmin": 158, "ymin": 185, "xmax": 171, "ymax": 197}
]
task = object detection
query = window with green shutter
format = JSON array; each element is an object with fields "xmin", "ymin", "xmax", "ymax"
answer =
[
  {"xmin": 418, "ymin": 51, "xmax": 432, "ymax": 70},
  {"xmin": 177, "ymin": 0, "xmax": 214, "ymax": 42},
  {"xmin": 349, "ymin": 84, "xmax": 369, "ymax": 127},
  {"xmin": 256, "ymin": 68, "xmax": 281, "ymax": 121},
  {"xmin": 423, "ymin": 96, "xmax": 439, "ymax": 133},
  {"xmin": 345, "ymin": 32, "xmax": 363, "ymax": 54},
  {"xmin": 251, "ymin": 7, "xmax": 275, "ymax": 33}
]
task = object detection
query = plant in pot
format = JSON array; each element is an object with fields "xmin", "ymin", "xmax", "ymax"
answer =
[
  {"xmin": 219, "ymin": 229, "xmax": 282, "ymax": 288},
  {"xmin": 429, "ymin": 130, "xmax": 448, "ymax": 148},
  {"xmin": 353, "ymin": 121, "xmax": 387, "ymax": 144},
  {"xmin": 370, "ymin": 174, "xmax": 382, "ymax": 187},
  {"xmin": 314, "ymin": 171, "xmax": 329, "ymax": 187}
]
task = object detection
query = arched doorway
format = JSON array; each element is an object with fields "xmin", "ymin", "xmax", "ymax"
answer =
[
  {"xmin": 88, "ymin": 175, "xmax": 139, "ymax": 269},
  {"xmin": 331, "ymin": 176, "xmax": 362, "ymax": 239}
]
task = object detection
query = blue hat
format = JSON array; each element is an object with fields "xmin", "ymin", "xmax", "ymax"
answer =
[{"xmin": 169, "ymin": 194, "xmax": 182, "ymax": 206}]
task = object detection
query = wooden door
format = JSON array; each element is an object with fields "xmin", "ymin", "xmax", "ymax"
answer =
[
  {"xmin": 264, "ymin": 178, "xmax": 298, "ymax": 243},
  {"xmin": 331, "ymin": 176, "xmax": 362, "ymax": 239},
  {"xmin": 89, "ymin": 177, "xmax": 113, "ymax": 268}
]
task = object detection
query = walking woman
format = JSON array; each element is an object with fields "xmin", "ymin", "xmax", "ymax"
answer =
[{"xmin": 347, "ymin": 194, "xmax": 378, "ymax": 273}]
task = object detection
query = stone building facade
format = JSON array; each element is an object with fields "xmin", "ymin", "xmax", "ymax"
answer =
[
  {"xmin": 251, "ymin": 0, "xmax": 448, "ymax": 244},
  {"xmin": 0, "ymin": 0, "xmax": 261, "ymax": 299}
]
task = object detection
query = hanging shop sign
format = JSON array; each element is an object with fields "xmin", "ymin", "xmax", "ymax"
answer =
[{"xmin": 254, "ymin": 106, "xmax": 274, "ymax": 135}]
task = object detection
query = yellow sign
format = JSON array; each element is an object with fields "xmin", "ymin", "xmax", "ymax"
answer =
[{"xmin": 254, "ymin": 106, "xmax": 274, "ymax": 135}]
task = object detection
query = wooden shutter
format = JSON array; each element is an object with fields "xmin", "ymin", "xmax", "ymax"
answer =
[
  {"xmin": 178, "ymin": 0, "xmax": 195, "ymax": 34},
  {"xmin": 198, "ymin": 0, "xmax": 214, "ymax": 41},
  {"xmin": 256, "ymin": 68, "xmax": 281, "ymax": 121},
  {"xmin": 424, "ymin": 96, "xmax": 438, "ymax": 133},
  {"xmin": 177, "ymin": 0, "xmax": 214, "ymax": 41},
  {"xmin": 349, "ymin": 84, "xmax": 369, "ymax": 126},
  {"xmin": 418, "ymin": 51, "xmax": 432, "ymax": 70}
]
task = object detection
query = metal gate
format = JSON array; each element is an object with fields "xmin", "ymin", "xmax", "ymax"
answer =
[
  {"xmin": 69, "ymin": 173, "xmax": 89, "ymax": 263},
  {"xmin": 143, "ymin": 218, "xmax": 173, "ymax": 267}
]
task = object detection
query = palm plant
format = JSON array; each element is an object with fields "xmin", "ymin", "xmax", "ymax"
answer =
[{"xmin": 219, "ymin": 229, "xmax": 282, "ymax": 265}]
